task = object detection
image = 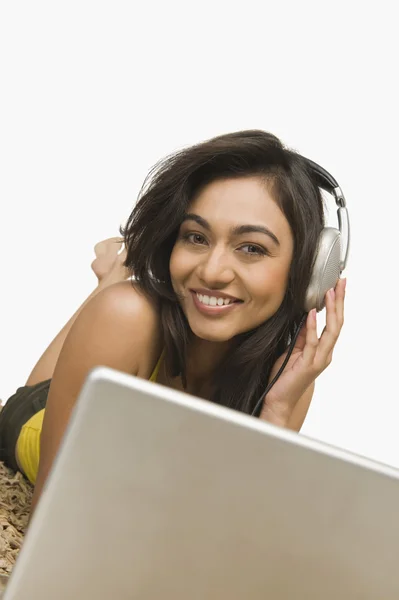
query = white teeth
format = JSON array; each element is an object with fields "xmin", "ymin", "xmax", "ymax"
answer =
[{"xmin": 196, "ymin": 293, "xmax": 233, "ymax": 307}]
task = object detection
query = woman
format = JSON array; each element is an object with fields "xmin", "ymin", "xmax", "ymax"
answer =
[{"xmin": 0, "ymin": 130, "xmax": 346, "ymax": 514}]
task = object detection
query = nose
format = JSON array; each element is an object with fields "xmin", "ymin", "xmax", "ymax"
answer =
[{"xmin": 197, "ymin": 246, "xmax": 235, "ymax": 288}]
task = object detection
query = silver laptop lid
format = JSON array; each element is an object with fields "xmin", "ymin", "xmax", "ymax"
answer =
[{"xmin": 5, "ymin": 367, "xmax": 399, "ymax": 599}]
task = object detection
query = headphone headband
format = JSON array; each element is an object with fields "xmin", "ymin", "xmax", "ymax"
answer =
[
  {"xmin": 303, "ymin": 157, "xmax": 347, "ymax": 208},
  {"xmin": 303, "ymin": 156, "xmax": 350, "ymax": 271}
]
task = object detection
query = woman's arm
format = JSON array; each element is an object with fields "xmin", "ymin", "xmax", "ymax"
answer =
[{"xmin": 31, "ymin": 281, "xmax": 161, "ymax": 513}]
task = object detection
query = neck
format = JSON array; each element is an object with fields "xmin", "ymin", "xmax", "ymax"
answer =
[{"xmin": 185, "ymin": 336, "xmax": 231, "ymax": 393}]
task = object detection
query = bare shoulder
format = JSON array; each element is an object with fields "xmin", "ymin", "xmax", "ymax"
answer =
[
  {"xmin": 93, "ymin": 281, "xmax": 160, "ymax": 332},
  {"xmin": 62, "ymin": 281, "xmax": 163, "ymax": 379}
]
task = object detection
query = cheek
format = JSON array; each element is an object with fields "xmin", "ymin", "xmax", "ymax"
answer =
[
  {"xmin": 169, "ymin": 246, "xmax": 192, "ymax": 289},
  {"xmin": 250, "ymin": 261, "xmax": 291, "ymax": 304}
]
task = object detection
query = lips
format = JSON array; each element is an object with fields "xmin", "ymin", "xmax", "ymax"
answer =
[
  {"xmin": 189, "ymin": 290, "xmax": 242, "ymax": 316},
  {"xmin": 191, "ymin": 288, "xmax": 241, "ymax": 302},
  {"xmin": 196, "ymin": 293, "xmax": 235, "ymax": 307}
]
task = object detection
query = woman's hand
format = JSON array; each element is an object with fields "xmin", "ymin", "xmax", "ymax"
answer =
[
  {"xmin": 91, "ymin": 237, "xmax": 129, "ymax": 284},
  {"xmin": 260, "ymin": 277, "xmax": 346, "ymax": 429}
]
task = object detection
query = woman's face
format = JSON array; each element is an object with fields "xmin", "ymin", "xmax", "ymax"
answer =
[{"xmin": 169, "ymin": 176, "xmax": 294, "ymax": 342}]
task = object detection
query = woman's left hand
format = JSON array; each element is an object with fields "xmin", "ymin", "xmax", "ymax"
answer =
[{"xmin": 260, "ymin": 277, "xmax": 346, "ymax": 429}]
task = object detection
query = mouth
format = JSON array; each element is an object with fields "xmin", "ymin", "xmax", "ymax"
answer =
[{"xmin": 189, "ymin": 289, "xmax": 243, "ymax": 316}]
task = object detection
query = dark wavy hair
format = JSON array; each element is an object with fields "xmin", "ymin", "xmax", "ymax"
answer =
[{"xmin": 122, "ymin": 130, "xmax": 324, "ymax": 415}]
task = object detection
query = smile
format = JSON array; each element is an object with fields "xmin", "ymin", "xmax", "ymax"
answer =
[
  {"xmin": 197, "ymin": 293, "xmax": 233, "ymax": 306},
  {"xmin": 190, "ymin": 290, "xmax": 242, "ymax": 316}
]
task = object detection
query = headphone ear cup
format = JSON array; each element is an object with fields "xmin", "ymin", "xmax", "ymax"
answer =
[{"xmin": 304, "ymin": 228, "xmax": 341, "ymax": 312}]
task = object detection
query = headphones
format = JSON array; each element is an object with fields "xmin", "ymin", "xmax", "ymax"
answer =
[
  {"xmin": 251, "ymin": 158, "xmax": 350, "ymax": 417},
  {"xmin": 302, "ymin": 157, "xmax": 350, "ymax": 312}
]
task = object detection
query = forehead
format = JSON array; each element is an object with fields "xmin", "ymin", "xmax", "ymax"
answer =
[{"xmin": 188, "ymin": 176, "xmax": 291, "ymax": 235}]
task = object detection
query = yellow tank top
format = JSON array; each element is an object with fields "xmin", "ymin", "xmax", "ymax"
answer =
[{"xmin": 16, "ymin": 359, "xmax": 163, "ymax": 485}]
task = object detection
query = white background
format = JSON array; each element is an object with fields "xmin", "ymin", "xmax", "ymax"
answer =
[{"xmin": 0, "ymin": 2, "xmax": 398, "ymax": 466}]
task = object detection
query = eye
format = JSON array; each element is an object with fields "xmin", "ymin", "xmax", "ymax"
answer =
[
  {"xmin": 184, "ymin": 233, "xmax": 207, "ymax": 246},
  {"xmin": 239, "ymin": 244, "xmax": 268, "ymax": 256}
]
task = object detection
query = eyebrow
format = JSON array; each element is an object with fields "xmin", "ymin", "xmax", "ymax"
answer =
[{"xmin": 182, "ymin": 213, "xmax": 280, "ymax": 246}]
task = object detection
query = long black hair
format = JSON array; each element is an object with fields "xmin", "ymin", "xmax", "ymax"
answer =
[{"xmin": 122, "ymin": 130, "xmax": 324, "ymax": 414}]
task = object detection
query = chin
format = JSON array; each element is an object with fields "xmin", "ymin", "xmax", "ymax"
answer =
[
  {"xmin": 188, "ymin": 321, "xmax": 238, "ymax": 343},
  {"xmin": 198, "ymin": 332, "xmax": 232, "ymax": 343}
]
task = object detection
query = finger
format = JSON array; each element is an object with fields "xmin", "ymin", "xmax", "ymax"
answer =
[
  {"xmin": 334, "ymin": 277, "xmax": 346, "ymax": 328},
  {"xmin": 319, "ymin": 278, "xmax": 346, "ymax": 359},
  {"xmin": 293, "ymin": 321, "xmax": 307, "ymax": 352},
  {"xmin": 326, "ymin": 286, "xmax": 338, "ymax": 331},
  {"xmin": 317, "ymin": 287, "xmax": 341, "ymax": 361},
  {"xmin": 301, "ymin": 309, "xmax": 319, "ymax": 365}
]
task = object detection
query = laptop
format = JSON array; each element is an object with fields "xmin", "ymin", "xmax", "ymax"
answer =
[{"xmin": 4, "ymin": 367, "xmax": 399, "ymax": 599}]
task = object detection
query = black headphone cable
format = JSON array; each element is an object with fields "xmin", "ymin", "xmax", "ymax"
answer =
[{"xmin": 251, "ymin": 312, "xmax": 308, "ymax": 418}]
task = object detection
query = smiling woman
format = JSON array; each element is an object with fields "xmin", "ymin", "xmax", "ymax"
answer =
[{"xmin": 0, "ymin": 129, "xmax": 346, "ymax": 514}]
